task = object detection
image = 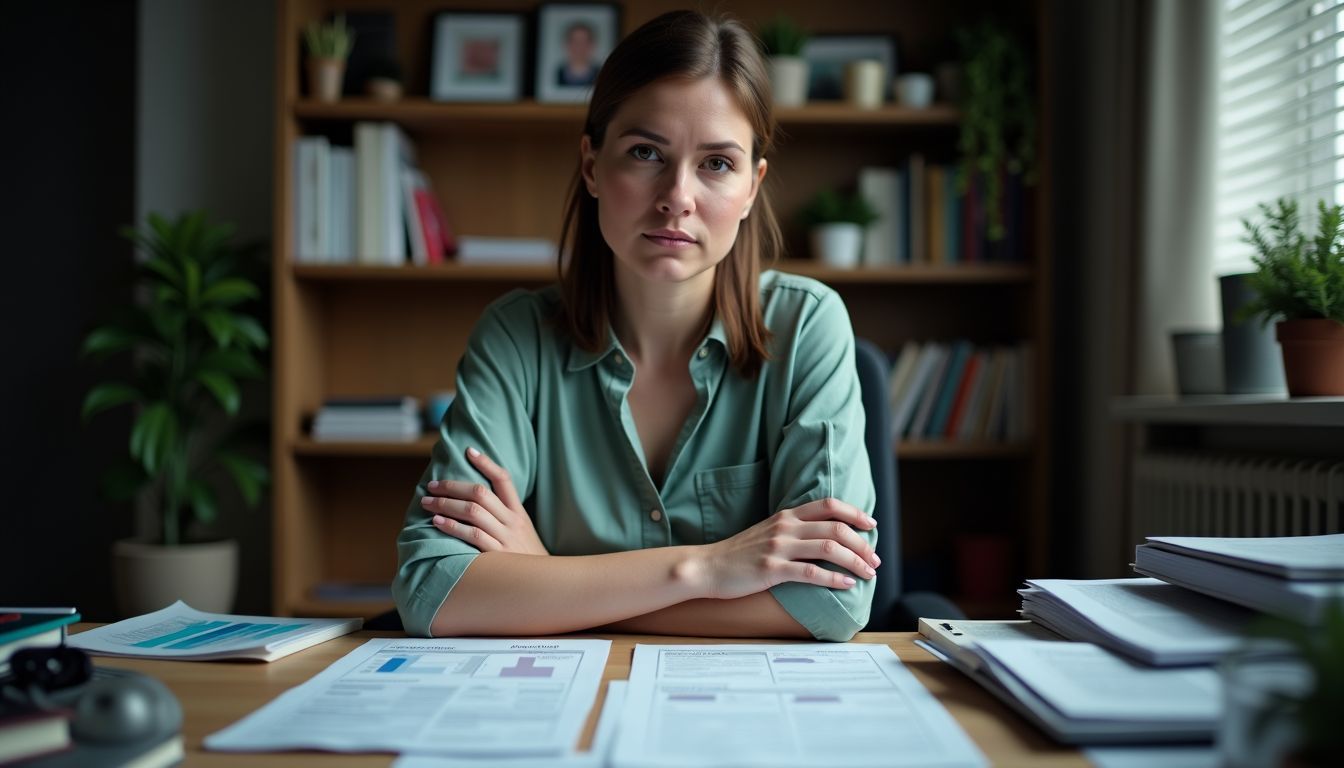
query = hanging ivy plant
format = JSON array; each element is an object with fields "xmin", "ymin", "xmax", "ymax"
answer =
[{"xmin": 956, "ymin": 20, "xmax": 1036, "ymax": 241}]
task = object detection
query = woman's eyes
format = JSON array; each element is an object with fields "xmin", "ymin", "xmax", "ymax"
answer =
[{"xmin": 627, "ymin": 145, "xmax": 734, "ymax": 173}]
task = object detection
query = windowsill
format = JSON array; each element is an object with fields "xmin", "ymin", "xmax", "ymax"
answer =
[{"xmin": 1110, "ymin": 395, "xmax": 1344, "ymax": 427}]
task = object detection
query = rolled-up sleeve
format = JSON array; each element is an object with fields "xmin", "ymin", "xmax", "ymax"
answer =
[
  {"xmin": 393, "ymin": 292, "xmax": 539, "ymax": 636},
  {"xmin": 766, "ymin": 287, "xmax": 877, "ymax": 641}
]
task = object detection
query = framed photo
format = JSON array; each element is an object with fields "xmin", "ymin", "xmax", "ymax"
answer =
[
  {"xmin": 802, "ymin": 35, "xmax": 898, "ymax": 100},
  {"xmin": 430, "ymin": 13, "xmax": 526, "ymax": 102},
  {"xmin": 534, "ymin": 3, "xmax": 620, "ymax": 103}
]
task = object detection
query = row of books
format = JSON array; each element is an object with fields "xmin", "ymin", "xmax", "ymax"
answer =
[
  {"xmin": 887, "ymin": 340, "xmax": 1033, "ymax": 443},
  {"xmin": 295, "ymin": 123, "xmax": 455, "ymax": 266},
  {"xmin": 918, "ymin": 533, "xmax": 1344, "ymax": 745},
  {"xmin": 859, "ymin": 158, "xmax": 1029, "ymax": 266}
]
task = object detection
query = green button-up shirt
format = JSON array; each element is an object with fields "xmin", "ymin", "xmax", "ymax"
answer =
[{"xmin": 394, "ymin": 270, "xmax": 876, "ymax": 641}]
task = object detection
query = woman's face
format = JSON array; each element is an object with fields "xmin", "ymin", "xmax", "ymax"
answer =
[{"xmin": 581, "ymin": 77, "xmax": 767, "ymax": 286}]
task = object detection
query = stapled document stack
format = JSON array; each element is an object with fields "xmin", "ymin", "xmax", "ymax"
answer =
[
  {"xmin": 916, "ymin": 619, "xmax": 1221, "ymax": 744},
  {"xmin": 1133, "ymin": 533, "xmax": 1344, "ymax": 625}
]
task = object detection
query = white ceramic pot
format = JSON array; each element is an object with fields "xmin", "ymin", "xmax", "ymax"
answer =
[
  {"xmin": 113, "ymin": 538, "xmax": 238, "ymax": 616},
  {"xmin": 769, "ymin": 56, "xmax": 809, "ymax": 108},
  {"xmin": 306, "ymin": 57, "xmax": 345, "ymax": 102},
  {"xmin": 811, "ymin": 223, "xmax": 864, "ymax": 269},
  {"xmin": 896, "ymin": 72, "xmax": 935, "ymax": 109}
]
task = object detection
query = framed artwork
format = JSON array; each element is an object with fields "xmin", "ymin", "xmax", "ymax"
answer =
[
  {"xmin": 802, "ymin": 35, "xmax": 898, "ymax": 100},
  {"xmin": 534, "ymin": 3, "xmax": 620, "ymax": 103},
  {"xmin": 430, "ymin": 12, "xmax": 526, "ymax": 102}
]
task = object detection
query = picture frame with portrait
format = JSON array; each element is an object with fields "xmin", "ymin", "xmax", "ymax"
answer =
[
  {"xmin": 802, "ymin": 35, "xmax": 898, "ymax": 101},
  {"xmin": 430, "ymin": 12, "xmax": 526, "ymax": 102},
  {"xmin": 534, "ymin": 3, "xmax": 620, "ymax": 104}
]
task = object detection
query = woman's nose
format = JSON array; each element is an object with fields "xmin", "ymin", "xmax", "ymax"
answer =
[{"xmin": 656, "ymin": 167, "xmax": 694, "ymax": 216}]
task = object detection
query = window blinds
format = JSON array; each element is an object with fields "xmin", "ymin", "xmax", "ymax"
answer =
[{"xmin": 1216, "ymin": 0, "xmax": 1344, "ymax": 274}]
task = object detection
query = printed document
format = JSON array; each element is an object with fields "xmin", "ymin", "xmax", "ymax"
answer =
[
  {"xmin": 610, "ymin": 644, "xmax": 985, "ymax": 768},
  {"xmin": 67, "ymin": 600, "xmax": 361, "ymax": 661},
  {"xmin": 392, "ymin": 681, "xmax": 626, "ymax": 768},
  {"xmin": 205, "ymin": 638, "xmax": 611, "ymax": 756}
]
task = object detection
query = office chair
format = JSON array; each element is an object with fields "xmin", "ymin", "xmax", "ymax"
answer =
[{"xmin": 853, "ymin": 338, "xmax": 966, "ymax": 631}]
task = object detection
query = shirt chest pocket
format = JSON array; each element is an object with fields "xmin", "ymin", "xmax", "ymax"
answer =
[{"xmin": 694, "ymin": 461, "xmax": 768, "ymax": 544}]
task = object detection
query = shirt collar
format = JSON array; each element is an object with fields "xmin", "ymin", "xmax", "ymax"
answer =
[{"xmin": 565, "ymin": 314, "xmax": 728, "ymax": 372}]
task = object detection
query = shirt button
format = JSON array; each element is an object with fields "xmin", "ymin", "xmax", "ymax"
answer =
[
  {"xmin": 697, "ymin": 347, "xmax": 709, "ymax": 359},
  {"xmin": 613, "ymin": 353, "xmax": 625, "ymax": 367},
  {"xmin": 650, "ymin": 508, "xmax": 663, "ymax": 522}
]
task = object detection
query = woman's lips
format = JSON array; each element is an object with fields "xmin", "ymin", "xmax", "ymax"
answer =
[{"xmin": 643, "ymin": 231, "xmax": 697, "ymax": 248}]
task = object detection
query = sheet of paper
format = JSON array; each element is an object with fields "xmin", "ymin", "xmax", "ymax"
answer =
[
  {"xmin": 1020, "ymin": 578, "xmax": 1254, "ymax": 665},
  {"xmin": 67, "ymin": 600, "xmax": 362, "ymax": 661},
  {"xmin": 1146, "ymin": 533, "xmax": 1344, "ymax": 577},
  {"xmin": 392, "ymin": 681, "xmax": 626, "ymax": 768},
  {"xmin": 610, "ymin": 644, "xmax": 985, "ymax": 768},
  {"xmin": 975, "ymin": 640, "xmax": 1220, "ymax": 722},
  {"xmin": 205, "ymin": 638, "xmax": 611, "ymax": 756},
  {"xmin": 917, "ymin": 618, "xmax": 1061, "ymax": 672}
]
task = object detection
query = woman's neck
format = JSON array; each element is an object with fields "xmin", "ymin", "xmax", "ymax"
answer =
[{"xmin": 612, "ymin": 265, "xmax": 715, "ymax": 369}]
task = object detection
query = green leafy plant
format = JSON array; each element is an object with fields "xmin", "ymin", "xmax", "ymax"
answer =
[
  {"xmin": 1239, "ymin": 197, "xmax": 1344, "ymax": 326},
  {"xmin": 81, "ymin": 211, "xmax": 270, "ymax": 547},
  {"xmin": 758, "ymin": 15, "xmax": 808, "ymax": 57},
  {"xmin": 1245, "ymin": 601, "xmax": 1344, "ymax": 765},
  {"xmin": 305, "ymin": 14, "xmax": 355, "ymax": 60},
  {"xmin": 955, "ymin": 20, "xmax": 1035, "ymax": 241},
  {"xmin": 799, "ymin": 188, "xmax": 878, "ymax": 228}
]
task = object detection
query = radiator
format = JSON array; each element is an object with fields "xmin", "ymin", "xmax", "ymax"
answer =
[{"xmin": 1131, "ymin": 451, "xmax": 1344, "ymax": 540}]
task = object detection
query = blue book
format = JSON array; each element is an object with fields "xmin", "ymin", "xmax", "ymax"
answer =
[
  {"xmin": 926, "ymin": 341, "xmax": 973, "ymax": 438},
  {"xmin": 0, "ymin": 611, "xmax": 81, "ymax": 674}
]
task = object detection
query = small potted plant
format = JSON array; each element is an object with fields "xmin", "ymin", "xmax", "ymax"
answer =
[
  {"xmin": 305, "ymin": 14, "xmax": 355, "ymax": 103},
  {"xmin": 1239, "ymin": 197, "xmax": 1344, "ymax": 396},
  {"xmin": 800, "ymin": 188, "xmax": 878, "ymax": 269},
  {"xmin": 81, "ymin": 211, "xmax": 271, "ymax": 615},
  {"xmin": 758, "ymin": 15, "xmax": 809, "ymax": 108},
  {"xmin": 364, "ymin": 55, "xmax": 403, "ymax": 102}
]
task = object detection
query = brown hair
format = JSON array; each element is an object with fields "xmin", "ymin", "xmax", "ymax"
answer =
[{"xmin": 555, "ymin": 10, "xmax": 783, "ymax": 378}]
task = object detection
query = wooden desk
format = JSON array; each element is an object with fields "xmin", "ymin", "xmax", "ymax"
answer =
[{"xmin": 71, "ymin": 627, "xmax": 1088, "ymax": 767}]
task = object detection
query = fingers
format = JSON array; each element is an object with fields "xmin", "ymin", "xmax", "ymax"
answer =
[
  {"xmin": 781, "ymin": 559, "xmax": 860, "ymax": 590},
  {"xmin": 465, "ymin": 447, "xmax": 523, "ymax": 511},
  {"xmin": 421, "ymin": 495, "xmax": 507, "ymax": 541},
  {"xmin": 788, "ymin": 538, "xmax": 878, "ymax": 581},
  {"xmin": 795, "ymin": 521, "xmax": 881, "ymax": 570},
  {"xmin": 429, "ymin": 514, "xmax": 502, "ymax": 552},
  {"xmin": 788, "ymin": 497, "xmax": 877, "ymax": 531}
]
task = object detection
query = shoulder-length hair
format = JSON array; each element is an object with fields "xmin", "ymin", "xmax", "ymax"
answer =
[{"xmin": 555, "ymin": 10, "xmax": 783, "ymax": 378}]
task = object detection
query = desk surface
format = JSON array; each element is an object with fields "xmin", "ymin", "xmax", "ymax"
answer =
[{"xmin": 72, "ymin": 627, "xmax": 1088, "ymax": 767}]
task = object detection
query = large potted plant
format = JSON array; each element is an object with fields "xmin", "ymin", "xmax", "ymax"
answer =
[
  {"xmin": 1239, "ymin": 198, "xmax": 1344, "ymax": 396},
  {"xmin": 758, "ymin": 15, "xmax": 809, "ymax": 108},
  {"xmin": 82, "ymin": 211, "xmax": 270, "ymax": 615}
]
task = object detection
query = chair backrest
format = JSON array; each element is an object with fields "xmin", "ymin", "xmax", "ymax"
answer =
[{"xmin": 853, "ymin": 338, "xmax": 902, "ymax": 630}]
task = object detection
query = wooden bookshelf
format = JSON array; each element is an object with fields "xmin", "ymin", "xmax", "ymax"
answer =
[{"xmin": 271, "ymin": 0, "xmax": 1050, "ymax": 619}]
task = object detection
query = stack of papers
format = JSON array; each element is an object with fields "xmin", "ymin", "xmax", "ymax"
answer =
[
  {"xmin": 67, "ymin": 601, "xmax": 361, "ymax": 661},
  {"xmin": 1018, "ymin": 578, "xmax": 1255, "ymax": 665},
  {"xmin": 916, "ymin": 620, "xmax": 1221, "ymax": 744},
  {"xmin": 1133, "ymin": 534, "xmax": 1344, "ymax": 625},
  {"xmin": 313, "ymin": 396, "xmax": 422, "ymax": 441},
  {"xmin": 206, "ymin": 638, "xmax": 611, "ymax": 758},
  {"xmin": 610, "ymin": 644, "xmax": 986, "ymax": 768}
]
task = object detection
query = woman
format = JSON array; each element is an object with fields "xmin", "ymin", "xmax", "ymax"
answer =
[{"xmin": 394, "ymin": 10, "xmax": 879, "ymax": 641}]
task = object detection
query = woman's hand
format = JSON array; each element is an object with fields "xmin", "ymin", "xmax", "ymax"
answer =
[
  {"xmin": 695, "ymin": 498, "xmax": 880, "ymax": 600},
  {"xmin": 420, "ymin": 448, "xmax": 549, "ymax": 556}
]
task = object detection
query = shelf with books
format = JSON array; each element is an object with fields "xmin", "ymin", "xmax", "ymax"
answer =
[
  {"xmin": 291, "ymin": 261, "xmax": 1032, "ymax": 285},
  {"xmin": 292, "ymin": 98, "xmax": 959, "ymax": 132}
]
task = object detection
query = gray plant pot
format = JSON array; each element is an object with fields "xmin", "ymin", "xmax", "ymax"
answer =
[
  {"xmin": 113, "ymin": 538, "xmax": 238, "ymax": 617},
  {"xmin": 1218, "ymin": 274, "xmax": 1286, "ymax": 394}
]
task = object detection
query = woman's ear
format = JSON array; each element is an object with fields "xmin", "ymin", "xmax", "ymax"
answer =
[
  {"xmin": 580, "ymin": 135, "xmax": 599, "ymax": 198},
  {"xmin": 743, "ymin": 157, "xmax": 767, "ymax": 219}
]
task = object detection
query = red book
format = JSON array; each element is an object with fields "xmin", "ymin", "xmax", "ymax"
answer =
[
  {"xmin": 413, "ymin": 186, "xmax": 457, "ymax": 263},
  {"xmin": 944, "ymin": 351, "xmax": 982, "ymax": 438}
]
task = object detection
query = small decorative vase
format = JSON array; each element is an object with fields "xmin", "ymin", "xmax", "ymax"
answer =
[
  {"xmin": 769, "ymin": 56, "xmax": 808, "ymax": 108},
  {"xmin": 844, "ymin": 59, "xmax": 885, "ymax": 110},
  {"xmin": 1275, "ymin": 318, "xmax": 1344, "ymax": 396},
  {"xmin": 307, "ymin": 57, "xmax": 345, "ymax": 102},
  {"xmin": 811, "ymin": 223, "xmax": 864, "ymax": 269}
]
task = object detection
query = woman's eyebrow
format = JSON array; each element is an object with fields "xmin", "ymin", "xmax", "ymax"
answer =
[{"xmin": 617, "ymin": 127, "xmax": 745, "ymax": 153}]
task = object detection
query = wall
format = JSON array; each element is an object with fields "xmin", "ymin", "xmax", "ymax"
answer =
[{"xmin": 137, "ymin": 0, "xmax": 276, "ymax": 614}]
